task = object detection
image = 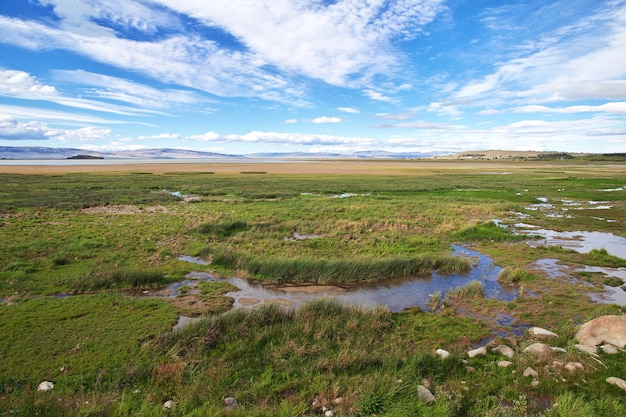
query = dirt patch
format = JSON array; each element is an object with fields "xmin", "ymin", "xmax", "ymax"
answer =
[{"xmin": 81, "ymin": 205, "xmax": 169, "ymax": 215}]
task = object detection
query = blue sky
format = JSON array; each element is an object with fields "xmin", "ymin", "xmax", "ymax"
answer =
[{"xmin": 0, "ymin": 0, "xmax": 625, "ymax": 155}]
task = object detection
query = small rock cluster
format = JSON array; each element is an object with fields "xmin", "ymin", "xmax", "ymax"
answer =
[{"xmin": 422, "ymin": 316, "xmax": 626, "ymax": 404}]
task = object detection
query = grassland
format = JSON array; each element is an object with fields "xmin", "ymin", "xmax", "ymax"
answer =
[{"xmin": 0, "ymin": 159, "xmax": 625, "ymax": 416}]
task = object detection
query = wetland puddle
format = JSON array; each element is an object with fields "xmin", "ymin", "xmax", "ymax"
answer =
[{"xmin": 172, "ymin": 245, "xmax": 517, "ymax": 313}]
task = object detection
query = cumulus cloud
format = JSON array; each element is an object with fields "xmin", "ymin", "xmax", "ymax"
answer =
[
  {"xmin": 0, "ymin": 114, "xmax": 110, "ymax": 141},
  {"xmin": 0, "ymin": 69, "xmax": 58, "ymax": 97},
  {"xmin": 311, "ymin": 116, "xmax": 342, "ymax": 124}
]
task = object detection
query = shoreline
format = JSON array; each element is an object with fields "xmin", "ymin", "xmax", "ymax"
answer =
[{"xmin": 0, "ymin": 159, "xmax": 617, "ymax": 175}]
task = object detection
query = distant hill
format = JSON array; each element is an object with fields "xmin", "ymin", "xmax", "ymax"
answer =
[
  {"xmin": 0, "ymin": 146, "xmax": 240, "ymax": 160},
  {"xmin": 0, "ymin": 146, "xmax": 448, "ymax": 160},
  {"xmin": 450, "ymin": 150, "xmax": 590, "ymax": 160}
]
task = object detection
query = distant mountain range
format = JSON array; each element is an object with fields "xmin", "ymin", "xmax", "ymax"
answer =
[{"xmin": 0, "ymin": 146, "xmax": 447, "ymax": 160}]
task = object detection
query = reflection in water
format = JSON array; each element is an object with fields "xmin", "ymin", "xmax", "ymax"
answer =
[
  {"xmin": 176, "ymin": 245, "xmax": 517, "ymax": 312},
  {"xmin": 521, "ymin": 229, "xmax": 626, "ymax": 259}
]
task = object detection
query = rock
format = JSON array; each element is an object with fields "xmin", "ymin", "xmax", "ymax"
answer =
[
  {"xmin": 528, "ymin": 327, "xmax": 559, "ymax": 338},
  {"xmin": 607, "ymin": 377, "xmax": 626, "ymax": 391},
  {"xmin": 552, "ymin": 361, "xmax": 564, "ymax": 372},
  {"xmin": 600, "ymin": 344, "xmax": 619, "ymax": 354},
  {"xmin": 492, "ymin": 344, "xmax": 515, "ymax": 359},
  {"xmin": 564, "ymin": 362, "xmax": 584, "ymax": 373},
  {"xmin": 467, "ymin": 346, "xmax": 487, "ymax": 358},
  {"xmin": 223, "ymin": 397, "xmax": 239, "ymax": 408},
  {"xmin": 37, "ymin": 381, "xmax": 54, "ymax": 392},
  {"xmin": 417, "ymin": 385, "xmax": 436, "ymax": 404},
  {"xmin": 498, "ymin": 360, "xmax": 513, "ymax": 368},
  {"xmin": 531, "ymin": 380, "xmax": 540, "ymax": 387},
  {"xmin": 466, "ymin": 366, "xmax": 476, "ymax": 372},
  {"xmin": 550, "ymin": 347, "xmax": 567, "ymax": 354},
  {"xmin": 523, "ymin": 367, "xmax": 539, "ymax": 378},
  {"xmin": 333, "ymin": 397, "xmax": 344, "ymax": 405},
  {"xmin": 325, "ymin": 410, "xmax": 335, "ymax": 417},
  {"xmin": 421, "ymin": 378, "xmax": 432, "ymax": 389},
  {"xmin": 523, "ymin": 342, "xmax": 552, "ymax": 357},
  {"xmin": 574, "ymin": 344, "xmax": 598, "ymax": 357},
  {"xmin": 163, "ymin": 400, "xmax": 175, "ymax": 409},
  {"xmin": 575, "ymin": 315, "xmax": 626, "ymax": 348},
  {"xmin": 435, "ymin": 348, "xmax": 450, "ymax": 359}
]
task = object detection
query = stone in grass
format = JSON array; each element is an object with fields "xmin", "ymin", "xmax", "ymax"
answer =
[
  {"xmin": 607, "ymin": 377, "xmax": 626, "ymax": 392},
  {"xmin": 163, "ymin": 400, "xmax": 175, "ymax": 409},
  {"xmin": 523, "ymin": 367, "xmax": 539, "ymax": 378},
  {"xmin": 492, "ymin": 344, "xmax": 515, "ymax": 359},
  {"xmin": 523, "ymin": 342, "xmax": 552, "ymax": 358},
  {"xmin": 467, "ymin": 346, "xmax": 487, "ymax": 358},
  {"xmin": 564, "ymin": 362, "xmax": 584, "ymax": 373},
  {"xmin": 498, "ymin": 360, "xmax": 513, "ymax": 368},
  {"xmin": 417, "ymin": 385, "xmax": 436, "ymax": 404},
  {"xmin": 575, "ymin": 315, "xmax": 626, "ymax": 348},
  {"xmin": 435, "ymin": 348, "xmax": 450, "ymax": 359},
  {"xmin": 37, "ymin": 381, "xmax": 54, "ymax": 392},
  {"xmin": 223, "ymin": 397, "xmax": 239, "ymax": 408},
  {"xmin": 528, "ymin": 327, "xmax": 559, "ymax": 338}
]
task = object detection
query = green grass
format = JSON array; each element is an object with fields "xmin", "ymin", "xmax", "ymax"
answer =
[{"xmin": 1, "ymin": 162, "xmax": 625, "ymax": 415}]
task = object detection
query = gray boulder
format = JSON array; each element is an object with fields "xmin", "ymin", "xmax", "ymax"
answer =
[{"xmin": 417, "ymin": 385, "xmax": 436, "ymax": 404}]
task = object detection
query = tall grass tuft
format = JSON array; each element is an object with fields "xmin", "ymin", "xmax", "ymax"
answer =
[
  {"xmin": 207, "ymin": 247, "xmax": 470, "ymax": 283},
  {"xmin": 198, "ymin": 219, "xmax": 248, "ymax": 237},
  {"xmin": 455, "ymin": 221, "xmax": 527, "ymax": 243},
  {"xmin": 72, "ymin": 267, "xmax": 168, "ymax": 292},
  {"xmin": 446, "ymin": 280, "xmax": 485, "ymax": 299},
  {"xmin": 497, "ymin": 267, "xmax": 535, "ymax": 285}
]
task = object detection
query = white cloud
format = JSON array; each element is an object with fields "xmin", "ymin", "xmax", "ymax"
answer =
[
  {"xmin": 0, "ymin": 114, "xmax": 110, "ymax": 141},
  {"xmin": 0, "ymin": 114, "xmax": 59, "ymax": 140},
  {"xmin": 152, "ymin": 0, "xmax": 446, "ymax": 87},
  {"xmin": 53, "ymin": 70, "xmax": 208, "ymax": 108},
  {"xmin": 311, "ymin": 116, "xmax": 342, "ymax": 124},
  {"xmin": 284, "ymin": 118, "xmax": 298, "ymax": 124},
  {"xmin": 514, "ymin": 102, "xmax": 626, "ymax": 115},
  {"xmin": 375, "ymin": 110, "xmax": 417, "ymax": 121},
  {"xmin": 0, "ymin": 69, "xmax": 58, "ymax": 97},
  {"xmin": 185, "ymin": 130, "xmax": 377, "ymax": 147},
  {"xmin": 453, "ymin": 1, "xmax": 626, "ymax": 104},
  {"xmin": 137, "ymin": 133, "xmax": 181, "ymax": 140},
  {"xmin": 0, "ymin": 15, "xmax": 303, "ymax": 105},
  {"xmin": 0, "ymin": 104, "xmax": 136, "ymax": 125},
  {"xmin": 58, "ymin": 126, "xmax": 112, "ymax": 141},
  {"xmin": 336, "ymin": 107, "xmax": 359, "ymax": 114},
  {"xmin": 364, "ymin": 89, "xmax": 395, "ymax": 103}
]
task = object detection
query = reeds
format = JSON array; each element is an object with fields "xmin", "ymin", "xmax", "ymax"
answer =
[
  {"xmin": 208, "ymin": 247, "xmax": 470, "ymax": 283},
  {"xmin": 446, "ymin": 280, "xmax": 485, "ymax": 299},
  {"xmin": 72, "ymin": 268, "xmax": 168, "ymax": 291}
]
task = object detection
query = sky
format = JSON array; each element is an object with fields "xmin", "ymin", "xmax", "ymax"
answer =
[{"xmin": 0, "ymin": 0, "xmax": 625, "ymax": 155}]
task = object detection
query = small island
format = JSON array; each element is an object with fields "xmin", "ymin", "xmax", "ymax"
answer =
[{"xmin": 66, "ymin": 154, "xmax": 104, "ymax": 160}]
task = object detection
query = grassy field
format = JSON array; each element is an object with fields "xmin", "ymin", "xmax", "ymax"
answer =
[{"xmin": 0, "ymin": 159, "xmax": 625, "ymax": 416}]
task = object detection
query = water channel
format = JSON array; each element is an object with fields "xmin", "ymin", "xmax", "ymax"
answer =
[{"xmin": 172, "ymin": 245, "xmax": 517, "ymax": 313}]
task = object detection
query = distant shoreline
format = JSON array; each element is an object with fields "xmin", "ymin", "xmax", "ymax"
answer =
[{"xmin": 1, "ymin": 158, "xmax": 622, "ymax": 176}]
